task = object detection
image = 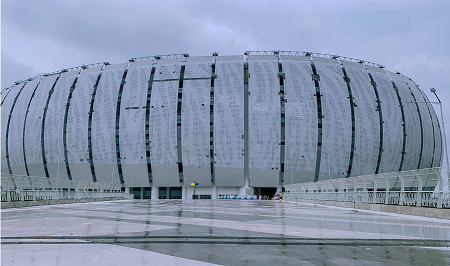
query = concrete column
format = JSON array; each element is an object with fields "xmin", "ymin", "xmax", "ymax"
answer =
[
  {"xmin": 212, "ymin": 185, "xmax": 218, "ymax": 200},
  {"xmin": 125, "ymin": 187, "xmax": 130, "ymax": 194},
  {"xmin": 166, "ymin": 187, "xmax": 170, "ymax": 199},
  {"xmin": 243, "ymin": 62, "xmax": 250, "ymax": 193},
  {"xmin": 140, "ymin": 187, "xmax": 144, "ymax": 199},
  {"xmin": 182, "ymin": 186, "xmax": 187, "ymax": 200},
  {"xmin": 151, "ymin": 186, "xmax": 158, "ymax": 200}
]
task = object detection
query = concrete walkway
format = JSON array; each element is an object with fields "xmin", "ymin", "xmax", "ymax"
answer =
[{"xmin": 2, "ymin": 200, "xmax": 450, "ymax": 265}]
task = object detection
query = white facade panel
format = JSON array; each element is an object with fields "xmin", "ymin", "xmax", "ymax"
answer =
[
  {"xmin": 91, "ymin": 63, "xmax": 126, "ymax": 183},
  {"xmin": 1, "ymin": 83, "xmax": 23, "ymax": 173},
  {"xmin": 248, "ymin": 56, "xmax": 280, "ymax": 187},
  {"xmin": 9, "ymin": 79, "xmax": 41, "ymax": 175},
  {"xmin": 24, "ymin": 75, "xmax": 59, "ymax": 177},
  {"xmin": 214, "ymin": 57, "xmax": 244, "ymax": 186},
  {"xmin": 343, "ymin": 62, "xmax": 379, "ymax": 176},
  {"xmin": 150, "ymin": 60, "xmax": 182, "ymax": 187},
  {"xmin": 281, "ymin": 56, "xmax": 317, "ymax": 184},
  {"xmin": 44, "ymin": 71, "xmax": 78, "ymax": 179},
  {"xmin": 1, "ymin": 53, "xmax": 442, "ymax": 192},
  {"xmin": 184, "ymin": 57, "xmax": 212, "ymax": 78},
  {"xmin": 388, "ymin": 72, "xmax": 421, "ymax": 171},
  {"xmin": 119, "ymin": 62, "xmax": 153, "ymax": 187},
  {"xmin": 314, "ymin": 57, "xmax": 352, "ymax": 180},
  {"xmin": 66, "ymin": 67, "xmax": 102, "ymax": 181},
  {"xmin": 367, "ymin": 67, "xmax": 403, "ymax": 173},
  {"xmin": 405, "ymin": 78, "xmax": 434, "ymax": 169},
  {"xmin": 182, "ymin": 60, "xmax": 211, "ymax": 185}
]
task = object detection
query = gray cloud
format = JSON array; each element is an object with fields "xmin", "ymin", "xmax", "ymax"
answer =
[
  {"xmin": 1, "ymin": 52, "xmax": 36, "ymax": 88},
  {"xmin": 2, "ymin": 0, "xmax": 449, "ymax": 165}
]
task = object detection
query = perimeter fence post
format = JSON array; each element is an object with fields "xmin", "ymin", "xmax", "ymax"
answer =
[
  {"xmin": 32, "ymin": 177, "xmax": 38, "ymax": 201},
  {"xmin": 383, "ymin": 175, "xmax": 390, "ymax": 204},
  {"xmin": 413, "ymin": 170, "xmax": 423, "ymax": 207},
  {"xmin": 7, "ymin": 176, "xmax": 12, "ymax": 202},
  {"xmin": 432, "ymin": 168, "xmax": 443, "ymax": 208},
  {"xmin": 397, "ymin": 173, "xmax": 405, "ymax": 206},
  {"xmin": 372, "ymin": 177, "xmax": 377, "ymax": 204}
]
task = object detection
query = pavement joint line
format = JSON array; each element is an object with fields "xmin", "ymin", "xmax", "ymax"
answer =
[
  {"xmin": 3, "ymin": 236, "xmax": 449, "ymax": 241},
  {"xmin": 2, "ymin": 238, "xmax": 449, "ymax": 247}
]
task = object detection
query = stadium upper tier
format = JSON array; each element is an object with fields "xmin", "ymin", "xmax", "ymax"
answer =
[{"xmin": 1, "ymin": 51, "xmax": 442, "ymax": 190}]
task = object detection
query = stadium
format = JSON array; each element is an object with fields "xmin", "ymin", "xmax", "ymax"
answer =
[{"xmin": 1, "ymin": 51, "xmax": 442, "ymax": 200}]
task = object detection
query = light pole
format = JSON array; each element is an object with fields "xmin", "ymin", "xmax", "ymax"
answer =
[
  {"xmin": 57, "ymin": 149, "xmax": 61, "ymax": 179},
  {"xmin": 430, "ymin": 88, "xmax": 449, "ymax": 169},
  {"xmin": 411, "ymin": 88, "xmax": 449, "ymax": 168},
  {"xmin": 412, "ymin": 88, "xmax": 449, "ymax": 195}
]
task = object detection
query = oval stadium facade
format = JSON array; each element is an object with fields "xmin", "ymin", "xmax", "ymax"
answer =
[{"xmin": 0, "ymin": 51, "xmax": 443, "ymax": 199}]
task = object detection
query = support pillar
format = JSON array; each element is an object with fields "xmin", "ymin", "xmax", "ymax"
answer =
[
  {"xmin": 166, "ymin": 187, "xmax": 170, "ymax": 199},
  {"xmin": 151, "ymin": 186, "xmax": 158, "ymax": 200},
  {"xmin": 212, "ymin": 185, "xmax": 218, "ymax": 200},
  {"xmin": 125, "ymin": 187, "xmax": 130, "ymax": 194},
  {"xmin": 140, "ymin": 187, "xmax": 144, "ymax": 199},
  {"xmin": 182, "ymin": 186, "xmax": 187, "ymax": 200},
  {"xmin": 243, "ymin": 62, "xmax": 250, "ymax": 190}
]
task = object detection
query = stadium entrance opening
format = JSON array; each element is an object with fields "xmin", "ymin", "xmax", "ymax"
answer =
[
  {"xmin": 130, "ymin": 187, "xmax": 151, "ymax": 199},
  {"xmin": 159, "ymin": 187, "xmax": 182, "ymax": 199},
  {"xmin": 254, "ymin": 187, "xmax": 277, "ymax": 199}
]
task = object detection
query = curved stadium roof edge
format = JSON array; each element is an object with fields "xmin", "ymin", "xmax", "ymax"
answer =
[{"xmin": 3, "ymin": 51, "xmax": 397, "ymax": 92}]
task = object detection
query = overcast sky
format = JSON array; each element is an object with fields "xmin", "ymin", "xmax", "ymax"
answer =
[{"xmin": 2, "ymin": 0, "xmax": 449, "ymax": 166}]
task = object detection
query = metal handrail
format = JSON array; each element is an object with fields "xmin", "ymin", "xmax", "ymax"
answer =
[
  {"xmin": 1, "ymin": 174, "xmax": 132, "ymax": 203},
  {"xmin": 284, "ymin": 167, "xmax": 449, "ymax": 208}
]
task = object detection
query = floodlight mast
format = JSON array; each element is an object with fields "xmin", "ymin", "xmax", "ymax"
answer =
[{"xmin": 430, "ymin": 88, "xmax": 449, "ymax": 169}]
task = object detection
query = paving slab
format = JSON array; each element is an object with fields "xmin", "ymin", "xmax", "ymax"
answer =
[{"xmin": 2, "ymin": 200, "xmax": 450, "ymax": 265}]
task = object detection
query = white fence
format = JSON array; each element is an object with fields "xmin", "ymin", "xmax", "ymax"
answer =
[
  {"xmin": 1, "ymin": 174, "xmax": 133, "ymax": 203},
  {"xmin": 284, "ymin": 167, "xmax": 450, "ymax": 209}
]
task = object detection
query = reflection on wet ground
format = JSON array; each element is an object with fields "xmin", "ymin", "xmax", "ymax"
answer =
[{"xmin": 2, "ymin": 200, "xmax": 450, "ymax": 265}]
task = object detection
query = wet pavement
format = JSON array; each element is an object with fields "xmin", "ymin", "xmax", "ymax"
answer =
[{"xmin": 2, "ymin": 200, "xmax": 450, "ymax": 265}]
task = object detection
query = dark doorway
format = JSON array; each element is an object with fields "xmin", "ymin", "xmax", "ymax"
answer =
[
  {"xmin": 158, "ymin": 187, "xmax": 182, "ymax": 199},
  {"xmin": 255, "ymin": 187, "xmax": 277, "ymax": 199},
  {"xmin": 169, "ymin": 187, "xmax": 182, "ymax": 199},
  {"xmin": 132, "ymin": 187, "xmax": 141, "ymax": 199},
  {"xmin": 144, "ymin": 187, "xmax": 151, "ymax": 199},
  {"xmin": 131, "ymin": 187, "xmax": 152, "ymax": 199},
  {"xmin": 159, "ymin": 187, "xmax": 167, "ymax": 199}
]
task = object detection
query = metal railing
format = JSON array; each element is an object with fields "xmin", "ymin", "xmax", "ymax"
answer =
[
  {"xmin": 284, "ymin": 167, "xmax": 450, "ymax": 209},
  {"xmin": 1, "ymin": 174, "xmax": 133, "ymax": 203}
]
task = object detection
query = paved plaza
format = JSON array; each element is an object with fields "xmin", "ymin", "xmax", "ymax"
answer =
[{"xmin": 2, "ymin": 200, "xmax": 450, "ymax": 265}]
